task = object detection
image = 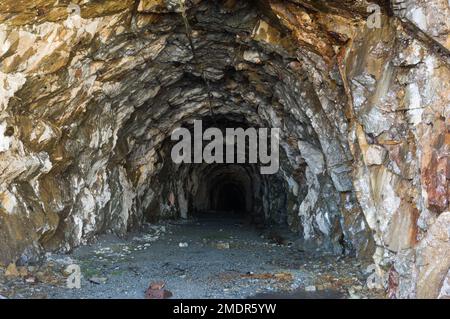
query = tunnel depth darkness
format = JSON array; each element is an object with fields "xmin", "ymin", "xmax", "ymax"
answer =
[{"xmin": 210, "ymin": 181, "xmax": 246, "ymax": 213}]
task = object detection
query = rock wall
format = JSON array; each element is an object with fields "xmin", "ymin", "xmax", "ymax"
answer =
[
  {"xmin": 0, "ymin": 0, "xmax": 448, "ymax": 298},
  {"xmin": 342, "ymin": 10, "xmax": 450, "ymax": 298}
]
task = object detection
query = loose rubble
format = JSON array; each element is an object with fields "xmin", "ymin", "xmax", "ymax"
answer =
[{"xmin": 0, "ymin": 219, "xmax": 386, "ymax": 299}]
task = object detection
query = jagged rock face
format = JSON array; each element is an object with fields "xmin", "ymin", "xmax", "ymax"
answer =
[{"xmin": 0, "ymin": 0, "xmax": 448, "ymax": 298}]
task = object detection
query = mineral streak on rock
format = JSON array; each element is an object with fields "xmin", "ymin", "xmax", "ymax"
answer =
[{"xmin": 0, "ymin": 0, "xmax": 448, "ymax": 298}]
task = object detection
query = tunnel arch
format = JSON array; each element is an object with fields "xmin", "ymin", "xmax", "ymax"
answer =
[
  {"xmin": 0, "ymin": 0, "xmax": 384, "ymax": 268},
  {"xmin": 113, "ymin": 1, "xmax": 365, "ymax": 255}
]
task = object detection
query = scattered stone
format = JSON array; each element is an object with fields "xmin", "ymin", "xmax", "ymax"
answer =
[
  {"xmin": 5, "ymin": 263, "xmax": 19, "ymax": 277},
  {"xmin": 274, "ymin": 272, "xmax": 293, "ymax": 282},
  {"xmin": 149, "ymin": 281, "xmax": 165, "ymax": 290},
  {"xmin": 215, "ymin": 242, "xmax": 230, "ymax": 249},
  {"xmin": 17, "ymin": 267, "xmax": 28, "ymax": 277},
  {"xmin": 305, "ymin": 285, "xmax": 317, "ymax": 292},
  {"xmin": 89, "ymin": 277, "xmax": 108, "ymax": 285},
  {"xmin": 241, "ymin": 272, "xmax": 293, "ymax": 282},
  {"xmin": 267, "ymin": 231, "xmax": 288, "ymax": 245},
  {"xmin": 145, "ymin": 281, "xmax": 173, "ymax": 299},
  {"xmin": 348, "ymin": 287, "xmax": 361, "ymax": 299},
  {"xmin": 242, "ymin": 273, "xmax": 273, "ymax": 280}
]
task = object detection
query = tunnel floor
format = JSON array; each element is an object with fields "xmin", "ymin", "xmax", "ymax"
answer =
[{"xmin": 0, "ymin": 217, "xmax": 385, "ymax": 299}]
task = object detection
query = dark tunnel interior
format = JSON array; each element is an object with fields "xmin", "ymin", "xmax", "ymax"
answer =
[{"xmin": 210, "ymin": 182, "xmax": 246, "ymax": 213}]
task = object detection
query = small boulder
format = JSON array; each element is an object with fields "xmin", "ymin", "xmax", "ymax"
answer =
[{"xmin": 5, "ymin": 263, "xmax": 19, "ymax": 277}]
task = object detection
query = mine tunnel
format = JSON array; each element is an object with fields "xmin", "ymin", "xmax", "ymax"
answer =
[
  {"xmin": 1, "ymin": 0, "xmax": 449, "ymax": 300},
  {"xmin": 111, "ymin": 0, "xmax": 357, "ymax": 247},
  {"xmin": 2, "ymin": 0, "xmax": 377, "ymax": 264},
  {"xmin": 153, "ymin": 115, "xmax": 288, "ymax": 230}
]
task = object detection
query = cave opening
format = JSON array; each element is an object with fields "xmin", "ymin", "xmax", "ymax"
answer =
[
  {"xmin": 154, "ymin": 115, "xmax": 285, "ymax": 228},
  {"xmin": 96, "ymin": 0, "xmax": 369, "ymax": 259},
  {"xmin": 0, "ymin": 0, "xmax": 380, "ymax": 298},
  {"xmin": 124, "ymin": 0, "xmax": 361, "ymax": 250}
]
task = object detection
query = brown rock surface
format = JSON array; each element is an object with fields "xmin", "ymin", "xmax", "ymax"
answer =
[{"xmin": 0, "ymin": 0, "xmax": 448, "ymax": 299}]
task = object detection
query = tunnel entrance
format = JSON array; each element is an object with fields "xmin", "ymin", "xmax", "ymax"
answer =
[
  {"xmin": 110, "ymin": 1, "xmax": 376, "ymax": 259},
  {"xmin": 7, "ymin": 0, "xmax": 445, "ymax": 299},
  {"xmin": 152, "ymin": 116, "xmax": 290, "ymax": 227}
]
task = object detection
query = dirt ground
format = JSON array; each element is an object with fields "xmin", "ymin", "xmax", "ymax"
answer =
[{"xmin": 0, "ymin": 216, "xmax": 386, "ymax": 299}]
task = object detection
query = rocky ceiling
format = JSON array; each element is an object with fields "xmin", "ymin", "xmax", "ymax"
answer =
[{"xmin": 0, "ymin": 0, "xmax": 449, "ymax": 299}]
